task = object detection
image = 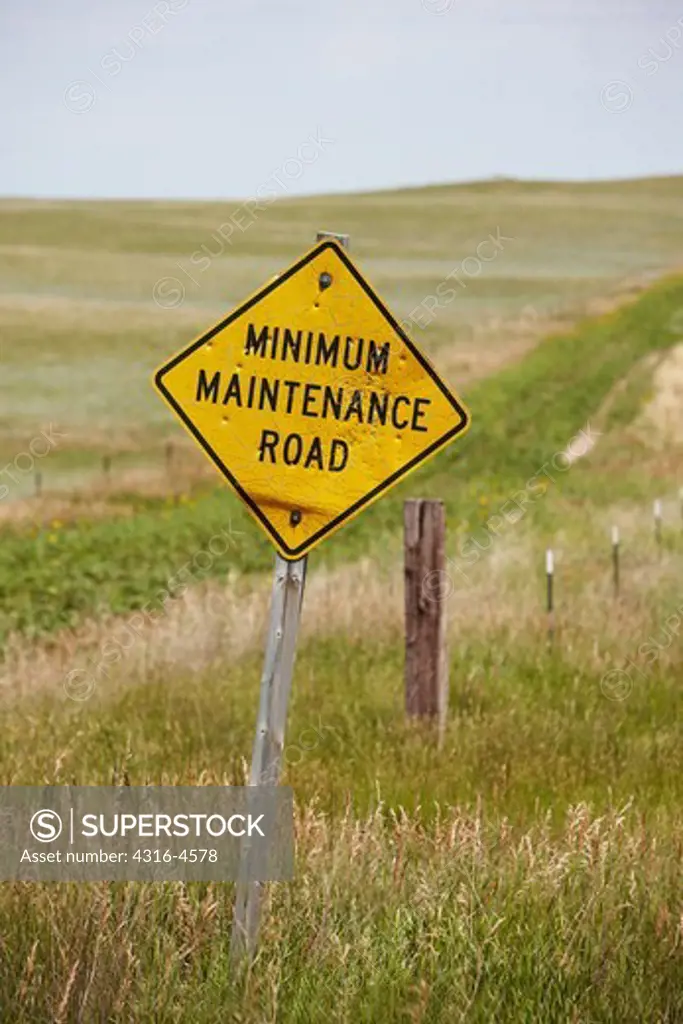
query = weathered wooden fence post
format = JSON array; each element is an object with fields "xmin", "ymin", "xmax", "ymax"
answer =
[{"xmin": 404, "ymin": 499, "xmax": 448, "ymax": 741}]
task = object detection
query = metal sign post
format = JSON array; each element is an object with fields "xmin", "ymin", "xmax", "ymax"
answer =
[
  {"xmin": 230, "ymin": 553, "xmax": 306, "ymax": 963},
  {"xmin": 230, "ymin": 233, "xmax": 348, "ymax": 965}
]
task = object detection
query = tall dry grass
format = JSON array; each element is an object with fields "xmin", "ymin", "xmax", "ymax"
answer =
[{"xmin": 0, "ymin": 802, "xmax": 681, "ymax": 1022}]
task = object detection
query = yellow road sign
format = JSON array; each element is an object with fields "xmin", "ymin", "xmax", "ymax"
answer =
[{"xmin": 154, "ymin": 239, "xmax": 470, "ymax": 560}]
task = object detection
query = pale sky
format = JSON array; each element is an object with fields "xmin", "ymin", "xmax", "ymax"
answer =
[{"xmin": 1, "ymin": 0, "xmax": 682, "ymax": 198}]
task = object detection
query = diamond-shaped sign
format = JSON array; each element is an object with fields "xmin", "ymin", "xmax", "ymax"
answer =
[{"xmin": 154, "ymin": 239, "xmax": 470, "ymax": 560}]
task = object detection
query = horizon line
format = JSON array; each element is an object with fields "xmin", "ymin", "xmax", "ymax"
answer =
[{"xmin": 1, "ymin": 170, "xmax": 682, "ymax": 204}]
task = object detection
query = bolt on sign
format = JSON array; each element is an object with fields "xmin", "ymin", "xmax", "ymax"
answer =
[{"xmin": 154, "ymin": 239, "xmax": 470, "ymax": 559}]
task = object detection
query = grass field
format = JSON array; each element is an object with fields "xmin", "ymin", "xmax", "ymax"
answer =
[
  {"xmin": 1, "ymin": 176, "xmax": 683, "ymax": 487},
  {"xmin": 1, "ymin": 180, "xmax": 683, "ymax": 1022}
]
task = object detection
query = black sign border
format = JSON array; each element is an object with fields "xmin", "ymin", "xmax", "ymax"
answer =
[{"xmin": 154, "ymin": 240, "xmax": 470, "ymax": 560}]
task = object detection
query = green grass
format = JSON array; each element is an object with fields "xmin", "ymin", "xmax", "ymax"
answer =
[
  {"xmin": 1, "ymin": 619, "xmax": 683, "ymax": 1021},
  {"xmin": 3, "ymin": 182, "xmax": 683, "ymax": 1022},
  {"xmin": 1, "ymin": 177, "xmax": 683, "ymax": 462},
  {"xmin": 3, "ymin": 629, "xmax": 683, "ymax": 817},
  {"xmin": 0, "ymin": 492, "xmax": 265, "ymax": 642},
  {"xmin": 1, "ymin": 272, "xmax": 682, "ymax": 644}
]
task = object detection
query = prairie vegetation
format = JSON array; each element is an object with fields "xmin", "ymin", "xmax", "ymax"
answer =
[{"xmin": 1, "ymin": 181, "xmax": 683, "ymax": 1021}]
